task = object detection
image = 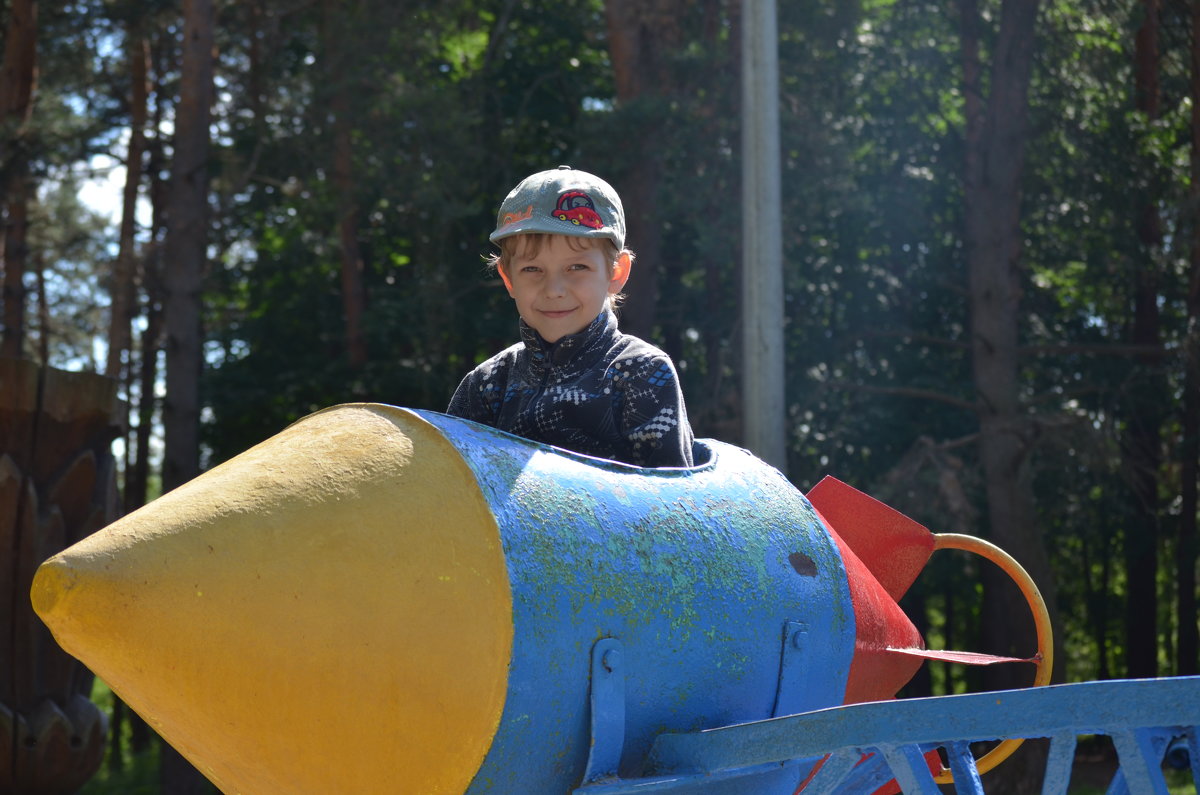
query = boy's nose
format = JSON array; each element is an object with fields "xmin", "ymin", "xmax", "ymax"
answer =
[{"xmin": 543, "ymin": 272, "xmax": 567, "ymax": 297}]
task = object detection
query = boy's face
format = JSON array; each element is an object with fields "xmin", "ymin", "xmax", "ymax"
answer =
[{"xmin": 497, "ymin": 235, "xmax": 630, "ymax": 344}]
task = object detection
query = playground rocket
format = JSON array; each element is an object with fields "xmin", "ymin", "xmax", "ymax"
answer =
[{"xmin": 32, "ymin": 403, "xmax": 957, "ymax": 794}]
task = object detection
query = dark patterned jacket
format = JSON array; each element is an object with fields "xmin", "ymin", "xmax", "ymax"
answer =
[{"xmin": 447, "ymin": 310, "xmax": 694, "ymax": 468}]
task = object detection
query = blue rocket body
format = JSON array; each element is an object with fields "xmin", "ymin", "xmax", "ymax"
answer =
[{"xmin": 415, "ymin": 411, "xmax": 858, "ymax": 792}]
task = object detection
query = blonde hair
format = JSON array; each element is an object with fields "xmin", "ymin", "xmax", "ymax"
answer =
[{"xmin": 488, "ymin": 233, "xmax": 633, "ymax": 310}]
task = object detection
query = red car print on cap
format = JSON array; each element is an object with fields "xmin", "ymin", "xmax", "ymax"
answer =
[{"xmin": 553, "ymin": 190, "xmax": 604, "ymax": 230}]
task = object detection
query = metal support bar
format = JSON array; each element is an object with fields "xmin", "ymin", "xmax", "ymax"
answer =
[
  {"xmin": 647, "ymin": 677, "xmax": 1200, "ymax": 776},
  {"xmin": 799, "ymin": 750, "xmax": 860, "ymax": 794},
  {"xmin": 1041, "ymin": 733, "xmax": 1078, "ymax": 795},
  {"xmin": 578, "ymin": 678, "xmax": 1200, "ymax": 794},
  {"xmin": 879, "ymin": 743, "xmax": 941, "ymax": 794},
  {"xmin": 772, "ymin": 620, "xmax": 816, "ymax": 717},
  {"xmin": 582, "ymin": 637, "xmax": 626, "ymax": 785},
  {"xmin": 944, "ymin": 740, "xmax": 984, "ymax": 794},
  {"xmin": 1110, "ymin": 728, "xmax": 1169, "ymax": 795}
]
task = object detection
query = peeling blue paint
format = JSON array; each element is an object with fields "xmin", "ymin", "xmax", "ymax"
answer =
[{"xmin": 413, "ymin": 411, "xmax": 857, "ymax": 794}]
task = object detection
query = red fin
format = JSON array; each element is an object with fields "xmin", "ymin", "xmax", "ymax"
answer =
[
  {"xmin": 807, "ymin": 476, "xmax": 935, "ymax": 601},
  {"xmin": 827, "ymin": 530, "xmax": 924, "ymax": 704},
  {"xmin": 886, "ymin": 647, "xmax": 1039, "ymax": 665}
]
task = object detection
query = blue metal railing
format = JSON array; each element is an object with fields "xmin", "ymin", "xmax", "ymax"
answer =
[{"xmin": 575, "ymin": 676, "xmax": 1200, "ymax": 794}]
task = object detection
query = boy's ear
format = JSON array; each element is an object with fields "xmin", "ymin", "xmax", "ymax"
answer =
[
  {"xmin": 609, "ymin": 252, "xmax": 632, "ymax": 294},
  {"xmin": 496, "ymin": 262, "xmax": 516, "ymax": 296}
]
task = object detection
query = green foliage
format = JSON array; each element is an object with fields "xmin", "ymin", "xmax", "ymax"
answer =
[{"xmin": 777, "ymin": 0, "xmax": 978, "ymax": 490}]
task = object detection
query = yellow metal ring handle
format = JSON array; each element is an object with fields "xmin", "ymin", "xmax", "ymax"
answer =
[{"xmin": 929, "ymin": 533, "xmax": 1054, "ymax": 783}]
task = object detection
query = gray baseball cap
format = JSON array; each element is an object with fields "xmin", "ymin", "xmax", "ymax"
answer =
[{"xmin": 490, "ymin": 165, "xmax": 625, "ymax": 250}]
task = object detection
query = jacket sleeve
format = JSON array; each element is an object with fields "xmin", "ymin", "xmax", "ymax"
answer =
[
  {"xmin": 446, "ymin": 368, "xmax": 492, "ymax": 425},
  {"xmin": 618, "ymin": 354, "xmax": 695, "ymax": 468}
]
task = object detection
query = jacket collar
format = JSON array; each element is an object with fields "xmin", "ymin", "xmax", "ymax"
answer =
[{"xmin": 520, "ymin": 310, "xmax": 618, "ymax": 375}]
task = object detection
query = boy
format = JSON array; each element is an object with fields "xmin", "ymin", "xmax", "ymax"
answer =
[{"xmin": 447, "ymin": 166, "xmax": 695, "ymax": 468}]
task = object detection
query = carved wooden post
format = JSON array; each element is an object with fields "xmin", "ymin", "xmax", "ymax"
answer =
[{"xmin": 2, "ymin": 358, "xmax": 118, "ymax": 793}]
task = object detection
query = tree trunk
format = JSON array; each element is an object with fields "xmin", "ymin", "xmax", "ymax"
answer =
[
  {"xmin": 125, "ymin": 57, "xmax": 172, "ymax": 757},
  {"xmin": 603, "ymin": 0, "xmax": 685, "ymax": 338},
  {"xmin": 162, "ymin": 0, "xmax": 213, "ymax": 493},
  {"xmin": 105, "ymin": 31, "xmax": 150, "ymax": 380},
  {"xmin": 2, "ymin": 162, "xmax": 30, "ymax": 360},
  {"xmin": 1120, "ymin": 0, "xmax": 1164, "ymax": 680},
  {"xmin": 959, "ymin": 0, "xmax": 1053, "ymax": 788},
  {"xmin": 1, "ymin": 360, "xmax": 119, "ymax": 794},
  {"xmin": 960, "ymin": 0, "xmax": 1055, "ymax": 665},
  {"xmin": 1180, "ymin": 0, "xmax": 1200, "ymax": 678},
  {"xmin": 321, "ymin": 0, "xmax": 368, "ymax": 368},
  {"xmin": 126, "ymin": 277, "xmax": 162, "ymax": 519},
  {"xmin": 0, "ymin": 0, "xmax": 37, "ymax": 360},
  {"xmin": 0, "ymin": 0, "xmax": 36, "ymax": 149},
  {"xmin": 159, "ymin": 0, "xmax": 215, "ymax": 790}
]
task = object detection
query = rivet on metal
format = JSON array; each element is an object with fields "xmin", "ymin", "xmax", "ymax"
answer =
[{"xmin": 792, "ymin": 627, "xmax": 807, "ymax": 650}]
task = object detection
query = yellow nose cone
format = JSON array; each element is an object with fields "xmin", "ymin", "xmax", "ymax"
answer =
[{"xmin": 32, "ymin": 404, "xmax": 513, "ymax": 795}]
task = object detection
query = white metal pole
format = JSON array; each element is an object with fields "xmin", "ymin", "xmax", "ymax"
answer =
[{"xmin": 741, "ymin": 0, "xmax": 788, "ymax": 474}]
